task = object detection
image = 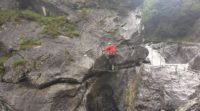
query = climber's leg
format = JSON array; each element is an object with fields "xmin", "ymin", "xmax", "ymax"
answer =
[{"xmin": 109, "ymin": 55, "xmax": 115, "ymax": 71}]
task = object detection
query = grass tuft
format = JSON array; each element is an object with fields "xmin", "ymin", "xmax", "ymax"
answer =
[
  {"xmin": 0, "ymin": 10, "xmax": 20, "ymax": 26},
  {"xmin": 0, "ymin": 10, "xmax": 80, "ymax": 38},
  {"xmin": 0, "ymin": 56, "xmax": 9, "ymax": 81},
  {"xmin": 19, "ymin": 39, "xmax": 41, "ymax": 50},
  {"xmin": 12, "ymin": 59, "xmax": 28, "ymax": 69}
]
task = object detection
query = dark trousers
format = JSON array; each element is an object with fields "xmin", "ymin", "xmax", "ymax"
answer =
[{"xmin": 105, "ymin": 54, "xmax": 115, "ymax": 70}]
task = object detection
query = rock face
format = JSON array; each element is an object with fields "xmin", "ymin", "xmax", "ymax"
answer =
[
  {"xmin": 1, "ymin": 0, "xmax": 200, "ymax": 111},
  {"xmin": 135, "ymin": 65, "xmax": 200, "ymax": 111},
  {"xmin": 0, "ymin": 0, "xmax": 146, "ymax": 111},
  {"xmin": 151, "ymin": 43, "xmax": 200, "ymax": 64},
  {"xmin": 189, "ymin": 54, "xmax": 200, "ymax": 71},
  {"xmin": 0, "ymin": 0, "xmax": 18, "ymax": 9},
  {"xmin": 136, "ymin": 43, "xmax": 200, "ymax": 111},
  {"xmin": 0, "ymin": 41, "xmax": 7, "ymax": 57}
]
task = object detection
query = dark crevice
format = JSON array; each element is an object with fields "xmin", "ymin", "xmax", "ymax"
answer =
[
  {"xmin": 86, "ymin": 84, "xmax": 119, "ymax": 111},
  {"xmin": 37, "ymin": 78, "xmax": 81, "ymax": 89}
]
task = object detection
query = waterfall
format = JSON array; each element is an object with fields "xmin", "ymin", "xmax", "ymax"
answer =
[
  {"xmin": 145, "ymin": 44, "xmax": 189, "ymax": 70},
  {"xmin": 143, "ymin": 44, "xmax": 198, "ymax": 104},
  {"xmin": 145, "ymin": 45, "xmax": 166, "ymax": 66}
]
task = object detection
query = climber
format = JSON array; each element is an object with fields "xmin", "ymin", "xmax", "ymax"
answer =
[{"xmin": 102, "ymin": 42, "xmax": 116, "ymax": 71}]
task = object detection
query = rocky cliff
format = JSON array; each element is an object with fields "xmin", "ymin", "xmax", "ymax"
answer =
[
  {"xmin": 0, "ymin": 0, "xmax": 146, "ymax": 111},
  {"xmin": 1, "ymin": 0, "xmax": 200, "ymax": 111}
]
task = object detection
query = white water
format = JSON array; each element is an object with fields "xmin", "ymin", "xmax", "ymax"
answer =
[
  {"xmin": 144, "ymin": 44, "xmax": 198, "ymax": 102},
  {"xmin": 145, "ymin": 45, "xmax": 166, "ymax": 66},
  {"xmin": 145, "ymin": 45, "xmax": 189, "ymax": 70}
]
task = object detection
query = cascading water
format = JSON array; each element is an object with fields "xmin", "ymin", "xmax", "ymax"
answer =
[
  {"xmin": 143, "ymin": 44, "xmax": 199, "ymax": 102},
  {"xmin": 145, "ymin": 45, "xmax": 166, "ymax": 66},
  {"xmin": 145, "ymin": 44, "xmax": 189, "ymax": 71}
]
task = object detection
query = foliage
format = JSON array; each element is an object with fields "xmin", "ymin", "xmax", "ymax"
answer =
[
  {"xmin": 108, "ymin": 28, "xmax": 119, "ymax": 36},
  {"xmin": 21, "ymin": 10, "xmax": 80, "ymax": 38},
  {"xmin": 12, "ymin": 59, "xmax": 28, "ymax": 69},
  {"xmin": 77, "ymin": 7, "xmax": 92, "ymax": 22},
  {"xmin": 0, "ymin": 10, "xmax": 20, "ymax": 26},
  {"xmin": 0, "ymin": 56, "xmax": 9, "ymax": 81},
  {"xmin": 19, "ymin": 39, "xmax": 41, "ymax": 50},
  {"xmin": 0, "ymin": 56, "xmax": 9, "ymax": 65},
  {"xmin": 0, "ymin": 10, "xmax": 80, "ymax": 38},
  {"xmin": 30, "ymin": 60, "xmax": 38, "ymax": 70},
  {"xmin": 142, "ymin": 0, "xmax": 157, "ymax": 23},
  {"xmin": 142, "ymin": 0, "xmax": 200, "ymax": 41},
  {"xmin": 124, "ymin": 86, "xmax": 132, "ymax": 106}
]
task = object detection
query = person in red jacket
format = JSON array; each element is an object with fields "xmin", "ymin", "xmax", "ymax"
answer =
[{"xmin": 102, "ymin": 42, "xmax": 117, "ymax": 70}]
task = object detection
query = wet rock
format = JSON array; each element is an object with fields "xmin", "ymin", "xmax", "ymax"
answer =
[
  {"xmin": 0, "ymin": 0, "xmax": 145, "ymax": 110},
  {"xmin": 87, "ymin": 84, "xmax": 119, "ymax": 111},
  {"xmin": 116, "ymin": 45, "xmax": 148, "ymax": 67},
  {"xmin": 134, "ymin": 65, "xmax": 200, "ymax": 111},
  {"xmin": 176, "ymin": 98, "xmax": 200, "ymax": 111},
  {"xmin": 3, "ymin": 38, "xmax": 94, "ymax": 88},
  {"xmin": 189, "ymin": 54, "xmax": 200, "ymax": 71},
  {"xmin": 0, "ymin": 82, "xmax": 83, "ymax": 111},
  {"xmin": 156, "ymin": 43, "xmax": 199, "ymax": 64},
  {"xmin": 0, "ymin": 21, "xmax": 42, "ymax": 49}
]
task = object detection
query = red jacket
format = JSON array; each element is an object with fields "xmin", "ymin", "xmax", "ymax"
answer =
[{"xmin": 103, "ymin": 44, "xmax": 116, "ymax": 55}]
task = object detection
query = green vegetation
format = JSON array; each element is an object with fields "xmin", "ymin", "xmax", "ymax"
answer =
[
  {"xmin": 19, "ymin": 39, "xmax": 41, "ymax": 50},
  {"xmin": 142, "ymin": 0, "xmax": 200, "ymax": 42},
  {"xmin": 142, "ymin": 0, "xmax": 156, "ymax": 23},
  {"xmin": 0, "ymin": 56, "xmax": 9, "ymax": 65},
  {"xmin": 77, "ymin": 7, "xmax": 92, "ymax": 21},
  {"xmin": 0, "ymin": 63, "xmax": 4, "ymax": 81},
  {"xmin": 0, "ymin": 56, "xmax": 9, "ymax": 81},
  {"xmin": 108, "ymin": 28, "xmax": 119, "ymax": 36},
  {"xmin": 0, "ymin": 10, "xmax": 20, "ymax": 26},
  {"xmin": 30, "ymin": 60, "xmax": 38, "ymax": 70},
  {"xmin": 124, "ymin": 86, "xmax": 132, "ymax": 106},
  {"xmin": 12, "ymin": 59, "xmax": 28, "ymax": 69},
  {"xmin": 0, "ymin": 10, "xmax": 80, "ymax": 38}
]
